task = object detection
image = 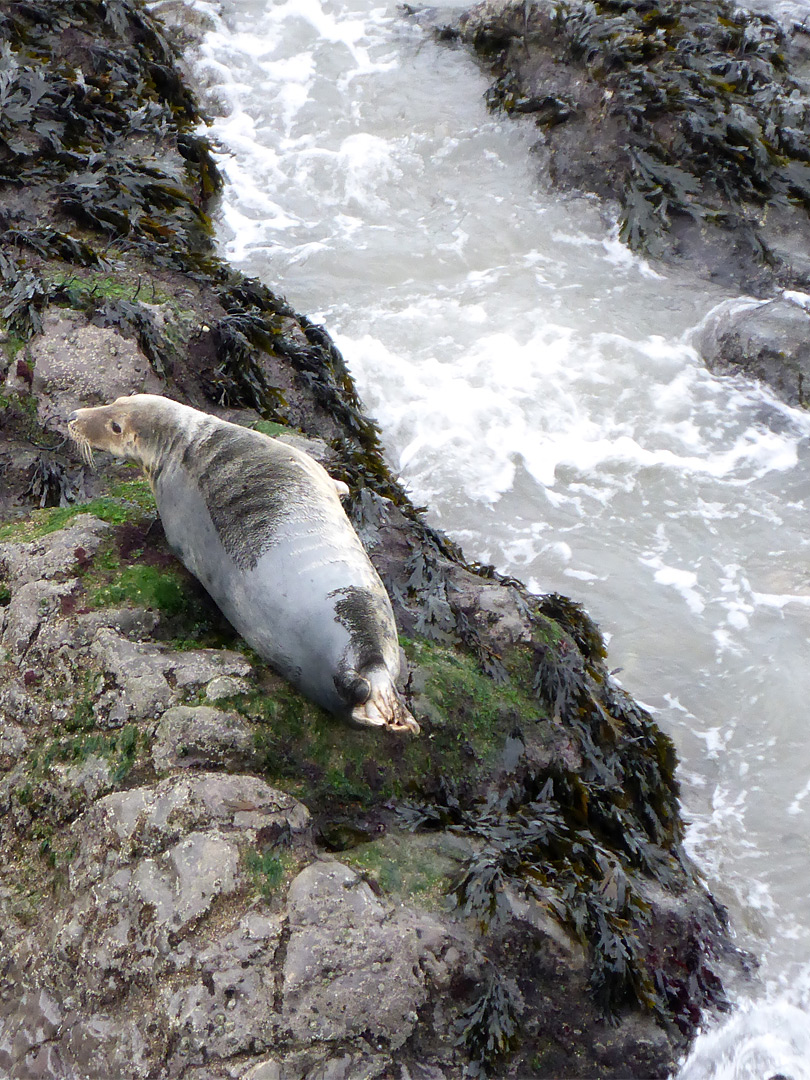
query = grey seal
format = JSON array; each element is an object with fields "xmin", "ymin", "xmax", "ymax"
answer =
[{"xmin": 68, "ymin": 394, "xmax": 419, "ymax": 733}]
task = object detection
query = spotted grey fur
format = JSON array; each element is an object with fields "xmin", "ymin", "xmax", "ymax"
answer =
[
  {"xmin": 67, "ymin": 394, "xmax": 419, "ymax": 733},
  {"xmin": 178, "ymin": 423, "xmax": 311, "ymax": 571}
]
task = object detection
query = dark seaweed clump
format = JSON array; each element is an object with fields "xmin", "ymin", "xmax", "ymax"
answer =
[
  {"xmin": 0, "ymin": 0, "xmax": 219, "ymax": 357},
  {"xmin": 206, "ymin": 277, "xmax": 397, "ymax": 493},
  {"xmin": 398, "ymin": 544, "xmax": 511, "ymax": 681},
  {"xmin": 471, "ymin": 0, "xmax": 810, "ymax": 260},
  {"xmin": 405, "ymin": 768, "xmax": 673, "ymax": 1022},
  {"xmin": 0, "ymin": 1, "xmax": 215, "ymax": 264},
  {"xmin": 570, "ymin": 0, "xmax": 810, "ymax": 255},
  {"xmin": 453, "ymin": 971, "xmax": 520, "ymax": 1078}
]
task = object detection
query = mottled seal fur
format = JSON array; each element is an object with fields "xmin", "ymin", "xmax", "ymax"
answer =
[{"xmin": 68, "ymin": 394, "xmax": 419, "ymax": 733}]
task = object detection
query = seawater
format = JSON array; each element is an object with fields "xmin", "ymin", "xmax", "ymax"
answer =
[{"xmin": 182, "ymin": 0, "xmax": 810, "ymax": 1073}]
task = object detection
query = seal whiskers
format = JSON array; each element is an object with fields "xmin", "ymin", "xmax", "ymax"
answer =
[
  {"xmin": 69, "ymin": 430, "xmax": 95, "ymax": 467},
  {"xmin": 67, "ymin": 394, "xmax": 419, "ymax": 735}
]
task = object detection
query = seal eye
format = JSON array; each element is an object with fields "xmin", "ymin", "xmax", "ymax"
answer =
[{"xmin": 110, "ymin": 421, "xmax": 122, "ymax": 434}]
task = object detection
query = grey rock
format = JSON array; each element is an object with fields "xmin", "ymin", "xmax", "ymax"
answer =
[
  {"xmin": 162, "ymin": 911, "xmax": 282, "ymax": 1063},
  {"xmin": 282, "ymin": 861, "xmax": 457, "ymax": 1050},
  {"xmin": 205, "ymin": 674, "xmax": 252, "ymax": 701},
  {"xmin": 398, "ymin": 1067, "xmax": 451, "ymax": 1080},
  {"xmin": 90, "ymin": 629, "xmax": 253, "ymax": 724},
  {"xmin": 276, "ymin": 432, "xmax": 342, "ymax": 473},
  {"xmin": 252, "ymin": 1047, "xmax": 393, "ymax": 1080},
  {"xmin": 60, "ymin": 1016, "xmax": 150, "ymax": 1080},
  {"xmin": 694, "ymin": 296, "xmax": 810, "ymax": 407},
  {"xmin": 759, "ymin": 202, "xmax": 810, "ymax": 288},
  {"xmin": 170, "ymin": 647, "xmax": 252, "ymax": 689},
  {"xmin": 0, "ymin": 988, "xmax": 63, "ymax": 1079},
  {"xmin": 241, "ymin": 1061, "xmax": 281, "ymax": 1080},
  {"xmin": 146, "ymin": 0, "xmax": 219, "ymax": 47},
  {"xmin": 51, "ymin": 607, "xmax": 160, "ymax": 652},
  {"xmin": 40, "ymin": 775, "xmax": 309, "ymax": 1036},
  {"xmin": 181, "ymin": 1069, "xmax": 248, "ymax": 1080},
  {"xmin": 69, "ymin": 772, "xmax": 310, "ymax": 891},
  {"xmin": 0, "ymin": 515, "xmax": 111, "ymax": 588},
  {"xmin": 136, "ymin": 830, "xmax": 241, "ymax": 928},
  {"xmin": 28, "ymin": 311, "xmax": 163, "ymax": 426},
  {"xmin": 473, "ymin": 583, "xmax": 533, "ymax": 647},
  {"xmin": 0, "ymin": 719, "xmax": 28, "ymax": 767},
  {"xmin": 152, "ymin": 704, "xmax": 257, "ymax": 771},
  {"xmin": 0, "ymin": 679, "xmax": 40, "ymax": 725},
  {"xmin": 304, "ymin": 1055, "xmax": 389, "ymax": 1080},
  {"xmin": 55, "ymin": 755, "xmax": 114, "ymax": 801},
  {"xmin": 91, "ymin": 628, "xmax": 176, "ymax": 722},
  {"xmin": 1, "ymin": 579, "xmax": 74, "ymax": 662}
]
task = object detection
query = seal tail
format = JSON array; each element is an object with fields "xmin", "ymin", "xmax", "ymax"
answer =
[{"xmin": 351, "ymin": 665, "xmax": 420, "ymax": 734}]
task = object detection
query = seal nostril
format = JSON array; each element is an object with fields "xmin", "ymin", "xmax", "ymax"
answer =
[{"xmin": 67, "ymin": 411, "xmax": 78, "ymax": 423}]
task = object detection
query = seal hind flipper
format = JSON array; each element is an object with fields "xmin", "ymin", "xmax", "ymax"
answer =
[{"xmin": 349, "ymin": 665, "xmax": 420, "ymax": 734}]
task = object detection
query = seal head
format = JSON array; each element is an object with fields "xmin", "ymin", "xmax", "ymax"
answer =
[{"xmin": 68, "ymin": 395, "xmax": 419, "ymax": 734}]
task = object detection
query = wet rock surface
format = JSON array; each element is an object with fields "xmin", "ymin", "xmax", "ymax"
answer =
[
  {"xmin": 0, "ymin": 2, "xmax": 741, "ymax": 1077},
  {"xmin": 152, "ymin": 704, "xmax": 259, "ymax": 771},
  {"xmin": 694, "ymin": 295, "xmax": 810, "ymax": 407},
  {"xmin": 282, "ymin": 860, "xmax": 457, "ymax": 1048}
]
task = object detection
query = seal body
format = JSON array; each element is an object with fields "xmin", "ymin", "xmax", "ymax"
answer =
[{"xmin": 68, "ymin": 394, "xmax": 418, "ymax": 733}]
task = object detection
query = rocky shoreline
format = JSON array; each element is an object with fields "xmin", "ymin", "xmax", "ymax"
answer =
[
  {"xmin": 435, "ymin": 0, "xmax": 810, "ymax": 408},
  {"xmin": 0, "ymin": 2, "xmax": 739, "ymax": 1077}
]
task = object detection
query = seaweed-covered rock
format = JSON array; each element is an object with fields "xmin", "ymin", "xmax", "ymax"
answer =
[
  {"xmin": 444, "ymin": 0, "xmax": 810, "ymax": 298},
  {"xmin": 0, "ymin": 1, "xmax": 741, "ymax": 1077}
]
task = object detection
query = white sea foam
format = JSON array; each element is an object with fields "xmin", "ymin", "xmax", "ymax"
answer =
[
  {"xmin": 679, "ymin": 999, "xmax": 810, "ymax": 1080},
  {"xmin": 189, "ymin": 0, "xmax": 810, "ymax": 1073}
]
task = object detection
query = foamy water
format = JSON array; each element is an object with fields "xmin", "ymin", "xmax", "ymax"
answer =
[{"xmin": 180, "ymin": 0, "xmax": 810, "ymax": 1072}]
